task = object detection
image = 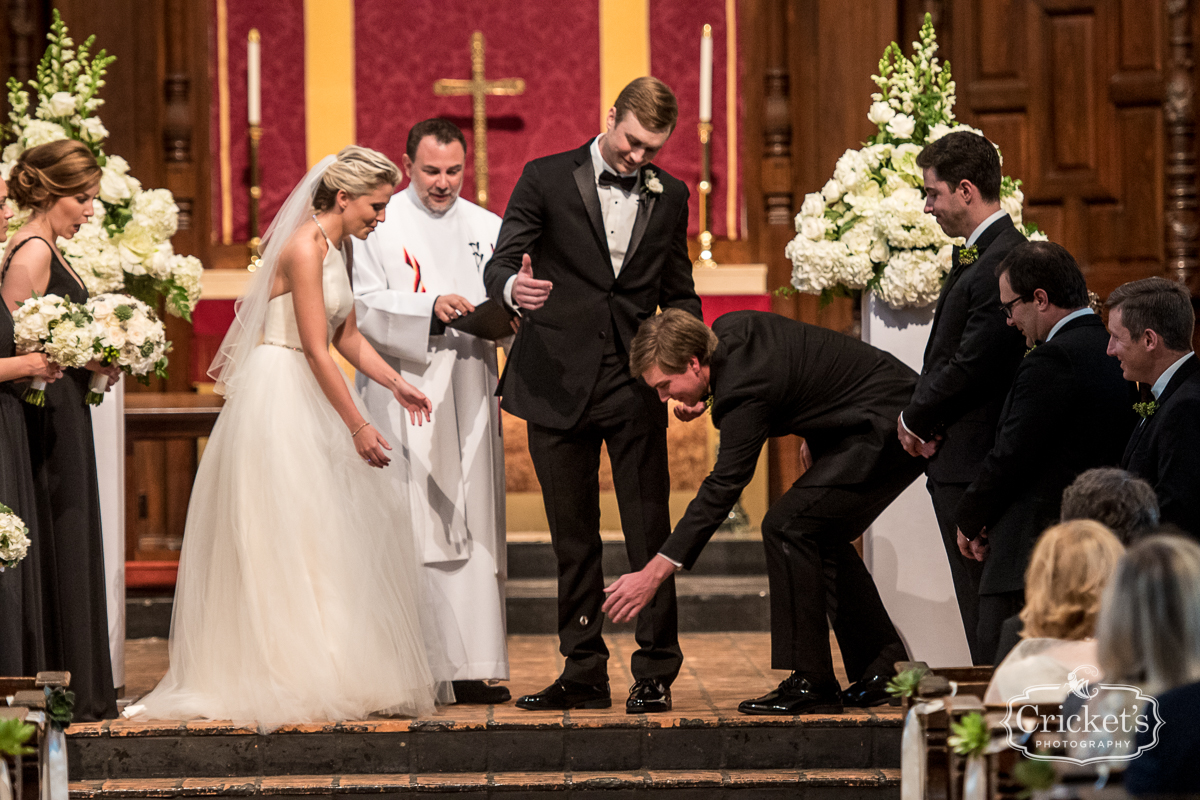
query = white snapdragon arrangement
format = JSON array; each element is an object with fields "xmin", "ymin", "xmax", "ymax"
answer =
[
  {"xmin": 0, "ymin": 502, "xmax": 31, "ymax": 571},
  {"xmin": 10, "ymin": 293, "xmax": 95, "ymax": 405},
  {"xmin": 83, "ymin": 294, "xmax": 169, "ymax": 405},
  {"xmin": 785, "ymin": 14, "xmax": 1042, "ymax": 309},
  {"xmin": 3, "ymin": 11, "xmax": 203, "ymax": 324}
]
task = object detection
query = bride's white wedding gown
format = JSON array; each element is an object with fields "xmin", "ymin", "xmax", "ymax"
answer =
[{"xmin": 131, "ymin": 236, "xmax": 443, "ymax": 724}]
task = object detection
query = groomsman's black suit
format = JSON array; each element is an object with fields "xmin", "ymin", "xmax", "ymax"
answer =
[
  {"xmin": 659, "ymin": 311, "xmax": 923, "ymax": 684},
  {"xmin": 1121, "ymin": 354, "xmax": 1200, "ymax": 538},
  {"xmin": 954, "ymin": 313, "xmax": 1136, "ymax": 661},
  {"xmin": 902, "ymin": 214, "xmax": 1026, "ymax": 663},
  {"xmin": 484, "ymin": 141, "xmax": 701, "ymax": 688}
]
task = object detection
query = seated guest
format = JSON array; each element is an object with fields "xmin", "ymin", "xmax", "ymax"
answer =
[
  {"xmin": 993, "ymin": 467, "xmax": 1159, "ymax": 662},
  {"xmin": 1059, "ymin": 467, "xmax": 1160, "ymax": 544},
  {"xmin": 1064, "ymin": 534, "xmax": 1200, "ymax": 769},
  {"xmin": 954, "ymin": 241, "xmax": 1135, "ymax": 665},
  {"xmin": 1125, "ymin": 678, "xmax": 1200, "ymax": 795},
  {"xmin": 1107, "ymin": 278, "xmax": 1200, "ymax": 538},
  {"xmin": 602, "ymin": 309, "xmax": 924, "ymax": 714},
  {"xmin": 983, "ymin": 520, "xmax": 1124, "ymax": 705}
]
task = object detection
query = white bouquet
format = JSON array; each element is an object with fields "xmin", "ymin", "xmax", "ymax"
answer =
[
  {"xmin": 84, "ymin": 293, "xmax": 169, "ymax": 405},
  {"xmin": 10, "ymin": 293, "xmax": 94, "ymax": 405},
  {"xmin": 2, "ymin": 11, "xmax": 203, "ymax": 322},
  {"xmin": 785, "ymin": 14, "xmax": 1043, "ymax": 309},
  {"xmin": 0, "ymin": 502, "xmax": 31, "ymax": 571}
]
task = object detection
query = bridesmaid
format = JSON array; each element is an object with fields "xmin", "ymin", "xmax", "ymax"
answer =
[
  {"xmin": 0, "ymin": 174, "xmax": 62, "ymax": 678},
  {"xmin": 0, "ymin": 140, "xmax": 119, "ymax": 720}
]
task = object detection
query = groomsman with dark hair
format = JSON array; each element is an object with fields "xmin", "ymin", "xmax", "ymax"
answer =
[
  {"xmin": 897, "ymin": 130, "xmax": 1027, "ymax": 664},
  {"xmin": 1107, "ymin": 277, "xmax": 1200, "ymax": 538},
  {"xmin": 953, "ymin": 241, "xmax": 1135, "ymax": 663}
]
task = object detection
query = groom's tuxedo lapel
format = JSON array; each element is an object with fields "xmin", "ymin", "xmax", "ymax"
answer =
[
  {"xmin": 621, "ymin": 186, "xmax": 656, "ymax": 271},
  {"xmin": 572, "ymin": 157, "xmax": 611, "ymax": 265}
]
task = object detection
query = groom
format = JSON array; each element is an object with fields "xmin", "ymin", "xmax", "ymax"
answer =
[{"xmin": 484, "ymin": 77, "xmax": 701, "ymax": 713}]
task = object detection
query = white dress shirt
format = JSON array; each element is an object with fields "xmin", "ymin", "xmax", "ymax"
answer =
[
  {"xmin": 504, "ymin": 135, "xmax": 641, "ymax": 310},
  {"xmin": 1045, "ymin": 307, "xmax": 1094, "ymax": 342},
  {"xmin": 965, "ymin": 209, "xmax": 1009, "ymax": 247},
  {"xmin": 1151, "ymin": 351, "xmax": 1195, "ymax": 399}
]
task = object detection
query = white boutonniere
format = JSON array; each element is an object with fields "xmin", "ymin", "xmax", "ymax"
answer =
[{"xmin": 642, "ymin": 169, "xmax": 663, "ymax": 195}]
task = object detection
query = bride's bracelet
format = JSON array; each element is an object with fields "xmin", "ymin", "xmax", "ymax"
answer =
[{"xmin": 351, "ymin": 421, "xmax": 370, "ymax": 438}]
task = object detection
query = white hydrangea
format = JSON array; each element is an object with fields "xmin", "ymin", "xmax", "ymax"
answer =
[
  {"xmin": 874, "ymin": 246, "xmax": 952, "ymax": 309},
  {"xmin": 43, "ymin": 311, "xmax": 99, "ymax": 368},
  {"xmin": 10, "ymin": 293, "xmax": 71, "ymax": 352},
  {"xmin": 20, "ymin": 119, "xmax": 68, "ymax": 147},
  {"xmin": 129, "ymin": 188, "xmax": 179, "ymax": 241}
]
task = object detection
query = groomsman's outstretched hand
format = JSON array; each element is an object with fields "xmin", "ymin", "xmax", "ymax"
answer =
[
  {"xmin": 602, "ymin": 555, "xmax": 677, "ymax": 623},
  {"xmin": 512, "ymin": 254, "xmax": 553, "ymax": 310}
]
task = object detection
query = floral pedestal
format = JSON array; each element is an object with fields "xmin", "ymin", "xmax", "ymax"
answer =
[
  {"xmin": 860, "ymin": 291, "xmax": 971, "ymax": 667},
  {"xmin": 90, "ymin": 382, "xmax": 125, "ymax": 688}
]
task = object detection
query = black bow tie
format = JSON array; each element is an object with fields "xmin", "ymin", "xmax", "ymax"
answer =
[{"xmin": 598, "ymin": 170, "xmax": 638, "ymax": 192}]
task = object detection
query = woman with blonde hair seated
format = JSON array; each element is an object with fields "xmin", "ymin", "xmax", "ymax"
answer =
[{"xmin": 984, "ymin": 519, "xmax": 1124, "ymax": 705}]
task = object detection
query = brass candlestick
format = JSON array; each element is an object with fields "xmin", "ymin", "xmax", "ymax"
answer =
[
  {"xmin": 247, "ymin": 123, "xmax": 262, "ymax": 270},
  {"xmin": 694, "ymin": 121, "xmax": 717, "ymax": 269}
]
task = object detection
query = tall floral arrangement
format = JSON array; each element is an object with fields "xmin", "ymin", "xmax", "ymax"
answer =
[
  {"xmin": 2, "ymin": 11, "xmax": 203, "ymax": 321},
  {"xmin": 785, "ymin": 14, "xmax": 1042, "ymax": 309}
]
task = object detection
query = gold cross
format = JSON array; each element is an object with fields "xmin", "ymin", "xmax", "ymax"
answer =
[{"xmin": 433, "ymin": 31, "xmax": 525, "ymax": 209}]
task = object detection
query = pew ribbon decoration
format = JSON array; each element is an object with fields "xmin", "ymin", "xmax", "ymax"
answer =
[
  {"xmin": 39, "ymin": 688, "xmax": 73, "ymax": 800},
  {"xmin": 0, "ymin": 717, "xmax": 36, "ymax": 800},
  {"xmin": 949, "ymin": 712, "xmax": 989, "ymax": 800}
]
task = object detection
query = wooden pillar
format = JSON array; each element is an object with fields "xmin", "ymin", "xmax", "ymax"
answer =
[{"xmin": 1165, "ymin": 0, "xmax": 1199, "ymax": 292}]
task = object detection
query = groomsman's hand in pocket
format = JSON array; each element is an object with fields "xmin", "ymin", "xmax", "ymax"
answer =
[{"xmin": 512, "ymin": 254, "xmax": 553, "ymax": 310}]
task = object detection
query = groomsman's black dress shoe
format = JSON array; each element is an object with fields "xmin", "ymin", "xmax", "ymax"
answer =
[
  {"xmin": 738, "ymin": 673, "xmax": 843, "ymax": 715},
  {"xmin": 626, "ymin": 679, "xmax": 672, "ymax": 714},
  {"xmin": 452, "ymin": 680, "xmax": 512, "ymax": 705},
  {"xmin": 841, "ymin": 671, "xmax": 896, "ymax": 708},
  {"xmin": 515, "ymin": 679, "xmax": 611, "ymax": 710}
]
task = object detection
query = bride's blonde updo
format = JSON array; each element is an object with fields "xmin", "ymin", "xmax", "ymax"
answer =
[
  {"xmin": 8, "ymin": 139, "xmax": 102, "ymax": 212},
  {"xmin": 311, "ymin": 145, "xmax": 400, "ymax": 212}
]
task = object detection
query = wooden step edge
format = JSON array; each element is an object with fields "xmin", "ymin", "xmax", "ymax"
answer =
[{"xmin": 71, "ymin": 769, "xmax": 901, "ymax": 797}]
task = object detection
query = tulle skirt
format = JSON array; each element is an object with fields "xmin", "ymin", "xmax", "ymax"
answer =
[{"xmin": 130, "ymin": 343, "xmax": 445, "ymax": 725}]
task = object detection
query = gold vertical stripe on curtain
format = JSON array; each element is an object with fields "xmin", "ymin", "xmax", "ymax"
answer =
[
  {"xmin": 304, "ymin": 0, "xmax": 356, "ymax": 167},
  {"xmin": 599, "ymin": 0, "xmax": 651, "ymax": 131},
  {"xmin": 725, "ymin": 0, "xmax": 738, "ymax": 239},
  {"xmin": 216, "ymin": 0, "xmax": 233, "ymax": 244}
]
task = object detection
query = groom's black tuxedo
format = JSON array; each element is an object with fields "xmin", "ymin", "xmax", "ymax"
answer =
[
  {"xmin": 485, "ymin": 140, "xmax": 701, "ymax": 688},
  {"xmin": 1122, "ymin": 354, "xmax": 1200, "ymax": 538},
  {"xmin": 660, "ymin": 311, "xmax": 923, "ymax": 683}
]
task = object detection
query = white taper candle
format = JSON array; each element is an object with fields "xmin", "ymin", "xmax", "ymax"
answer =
[
  {"xmin": 247, "ymin": 29, "xmax": 261, "ymax": 126},
  {"xmin": 699, "ymin": 24, "xmax": 713, "ymax": 122}
]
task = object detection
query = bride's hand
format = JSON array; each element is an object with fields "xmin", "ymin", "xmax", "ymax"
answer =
[
  {"xmin": 353, "ymin": 423, "xmax": 392, "ymax": 468},
  {"xmin": 390, "ymin": 376, "xmax": 432, "ymax": 426}
]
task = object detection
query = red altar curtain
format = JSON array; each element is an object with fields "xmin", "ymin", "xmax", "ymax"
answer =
[
  {"xmin": 354, "ymin": 0, "xmax": 600, "ymax": 215},
  {"xmin": 649, "ymin": 1, "xmax": 743, "ymax": 239},
  {"xmin": 211, "ymin": 0, "xmax": 308, "ymax": 245}
]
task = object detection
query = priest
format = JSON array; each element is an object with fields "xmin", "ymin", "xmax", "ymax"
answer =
[{"xmin": 352, "ymin": 118, "xmax": 510, "ymax": 704}]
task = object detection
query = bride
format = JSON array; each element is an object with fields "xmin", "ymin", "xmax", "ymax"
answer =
[{"xmin": 130, "ymin": 147, "xmax": 450, "ymax": 724}]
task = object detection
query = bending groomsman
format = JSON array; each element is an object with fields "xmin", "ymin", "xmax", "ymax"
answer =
[
  {"xmin": 897, "ymin": 131, "xmax": 1026, "ymax": 664},
  {"xmin": 605, "ymin": 310, "xmax": 922, "ymax": 714},
  {"xmin": 953, "ymin": 242, "xmax": 1136, "ymax": 663},
  {"xmin": 484, "ymin": 78, "xmax": 700, "ymax": 713},
  {"xmin": 1107, "ymin": 277, "xmax": 1200, "ymax": 538},
  {"xmin": 353, "ymin": 119, "xmax": 510, "ymax": 704}
]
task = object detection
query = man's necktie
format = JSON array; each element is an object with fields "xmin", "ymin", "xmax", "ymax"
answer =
[{"xmin": 598, "ymin": 171, "xmax": 638, "ymax": 193}]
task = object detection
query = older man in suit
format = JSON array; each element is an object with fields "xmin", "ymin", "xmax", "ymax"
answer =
[
  {"xmin": 484, "ymin": 77, "xmax": 701, "ymax": 714},
  {"xmin": 897, "ymin": 131, "xmax": 1027, "ymax": 664},
  {"xmin": 603, "ymin": 309, "xmax": 924, "ymax": 714},
  {"xmin": 1107, "ymin": 278, "xmax": 1200, "ymax": 538},
  {"xmin": 953, "ymin": 242, "xmax": 1136, "ymax": 663}
]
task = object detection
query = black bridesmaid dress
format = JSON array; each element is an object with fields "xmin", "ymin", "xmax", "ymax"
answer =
[
  {"xmin": 4, "ymin": 236, "xmax": 117, "ymax": 720},
  {"xmin": 0, "ymin": 296, "xmax": 47, "ymax": 677}
]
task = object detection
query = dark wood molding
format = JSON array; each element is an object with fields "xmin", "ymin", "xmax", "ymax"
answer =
[{"xmin": 1165, "ymin": 0, "xmax": 1199, "ymax": 289}]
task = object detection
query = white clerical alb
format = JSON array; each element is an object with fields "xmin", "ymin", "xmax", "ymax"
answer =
[{"xmin": 352, "ymin": 184, "xmax": 509, "ymax": 683}]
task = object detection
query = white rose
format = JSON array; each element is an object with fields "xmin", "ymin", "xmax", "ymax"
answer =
[
  {"xmin": 117, "ymin": 229, "xmax": 157, "ymax": 274},
  {"xmin": 106, "ymin": 155, "xmax": 130, "ymax": 175},
  {"xmin": 800, "ymin": 216, "xmax": 827, "ymax": 241},
  {"xmin": 45, "ymin": 92, "xmax": 77, "ymax": 118},
  {"xmin": 1000, "ymin": 193, "xmax": 1024, "ymax": 226},
  {"xmin": 99, "ymin": 166, "xmax": 133, "ymax": 204},
  {"xmin": 867, "ymin": 101, "xmax": 896, "ymax": 126},
  {"xmin": 821, "ymin": 179, "xmax": 843, "ymax": 203},
  {"xmin": 886, "ymin": 114, "xmax": 916, "ymax": 140},
  {"xmin": 1028, "ymin": 229, "xmax": 1048, "ymax": 242},
  {"xmin": 145, "ymin": 243, "xmax": 175, "ymax": 280},
  {"xmin": 20, "ymin": 120, "xmax": 68, "ymax": 148},
  {"xmin": 2, "ymin": 143, "xmax": 23, "ymax": 163},
  {"xmin": 78, "ymin": 116, "xmax": 108, "ymax": 143},
  {"xmin": 800, "ymin": 192, "xmax": 825, "ymax": 218}
]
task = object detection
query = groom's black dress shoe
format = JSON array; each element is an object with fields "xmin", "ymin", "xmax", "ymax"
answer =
[
  {"xmin": 738, "ymin": 673, "xmax": 843, "ymax": 715},
  {"xmin": 452, "ymin": 680, "xmax": 512, "ymax": 705},
  {"xmin": 626, "ymin": 679, "xmax": 672, "ymax": 714},
  {"xmin": 841, "ymin": 672, "xmax": 896, "ymax": 708},
  {"xmin": 515, "ymin": 679, "xmax": 611, "ymax": 711}
]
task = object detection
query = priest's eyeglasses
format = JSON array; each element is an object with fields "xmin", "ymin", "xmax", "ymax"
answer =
[{"xmin": 999, "ymin": 297, "xmax": 1029, "ymax": 319}]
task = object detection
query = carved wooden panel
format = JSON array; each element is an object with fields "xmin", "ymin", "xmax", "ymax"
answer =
[{"xmin": 953, "ymin": 0, "xmax": 1166, "ymax": 298}]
